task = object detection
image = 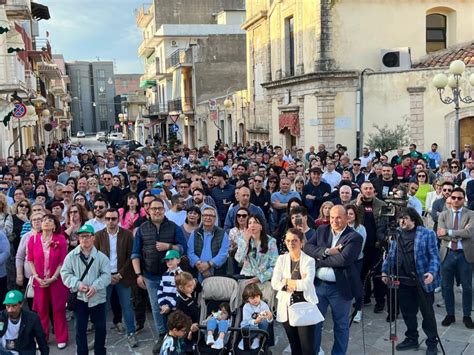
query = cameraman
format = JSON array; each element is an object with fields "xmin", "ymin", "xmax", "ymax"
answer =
[
  {"xmin": 352, "ymin": 181, "xmax": 388, "ymax": 314},
  {"xmin": 381, "ymin": 208, "xmax": 440, "ymax": 355}
]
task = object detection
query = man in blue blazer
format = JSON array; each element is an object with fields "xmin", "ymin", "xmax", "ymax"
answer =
[{"xmin": 304, "ymin": 205, "xmax": 363, "ymax": 355}]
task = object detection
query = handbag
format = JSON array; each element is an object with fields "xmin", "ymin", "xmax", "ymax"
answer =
[
  {"xmin": 288, "ymin": 301, "xmax": 324, "ymax": 327},
  {"xmin": 26, "ymin": 276, "xmax": 34, "ymax": 298},
  {"xmin": 67, "ymin": 257, "xmax": 95, "ymax": 311}
]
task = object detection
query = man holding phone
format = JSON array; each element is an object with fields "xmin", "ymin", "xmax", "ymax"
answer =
[{"xmin": 288, "ymin": 206, "xmax": 314, "ymax": 241}]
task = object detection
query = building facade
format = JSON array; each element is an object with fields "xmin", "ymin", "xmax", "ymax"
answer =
[
  {"xmin": 135, "ymin": 0, "xmax": 246, "ymax": 148},
  {"xmin": 243, "ymin": 0, "xmax": 474, "ymax": 157},
  {"xmin": 66, "ymin": 61, "xmax": 116, "ymax": 135}
]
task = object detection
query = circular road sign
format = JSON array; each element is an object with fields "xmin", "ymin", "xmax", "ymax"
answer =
[{"xmin": 12, "ymin": 103, "xmax": 27, "ymax": 119}]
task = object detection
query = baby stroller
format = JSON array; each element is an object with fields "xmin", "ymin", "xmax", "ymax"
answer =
[{"xmin": 195, "ymin": 276, "xmax": 241, "ymax": 355}]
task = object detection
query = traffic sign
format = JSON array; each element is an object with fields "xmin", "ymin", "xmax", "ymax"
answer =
[
  {"xmin": 169, "ymin": 114, "xmax": 179, "ymax": 123},
  {"xmin": 170, "ymin": 123, "xmax": 179, "ymax": 133},
  {"xmin": 12, "ymin": 103, "xmax": 27, "ymax": 119}
]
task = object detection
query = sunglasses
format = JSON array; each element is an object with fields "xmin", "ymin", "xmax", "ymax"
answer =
[
  {"xmin": 105, "ymin": 217, "xmax": 118, "ymax": 221},
  {"xmin": 352, "ymin": 163, "xmax": 361, "ymax": 166},
  {"xmin": 103, "ymin": 177, "xmax": 112, "ymax": 180},
  {"xmin": 442, "ymin": 189, "xmax": 453, "ymax": 192},
  {"xmin": 94, "ymin": 205, "xmax": 105, "ymax": 210},
  {"xmin": 236, "ymin": 214, "xmax": 248, "ymax": 218},
  {"xmin": 203, "ymin": 214, "xmax": 216, "ymax": 218},
  {"xmin": 451, "ymin": 196, "xmax": 464, "ymax": 201},
  {"xmin": 451, "ymin": 166, "xmax": 458, "ymax": 169},
  {"xmin": 254, "ymin": 179, "xmax": 263, "ymax": 183},
  {"xmin": 163, "ymin": 179, "xmax": 172, "ymax": 182},
  {"xmin": 130, "ymin": 180, "xmax": 138, "ymax": 183},
  {"xmin": 19, "ymin": 204, "xmax": 28, "ymax": 208},
  {"xmin": 417, "ymin": 175, "xmax": 426, "ymax": 178}
]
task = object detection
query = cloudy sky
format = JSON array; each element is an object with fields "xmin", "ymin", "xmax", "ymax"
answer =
[{"xmin": 41, "ymin": 0, "xmax": 144, "ymax": 74}]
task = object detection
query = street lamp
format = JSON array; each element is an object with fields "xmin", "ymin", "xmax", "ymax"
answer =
[{"xmin": 432, "ymin": 59, "xmax": 474, "ymax": 152}]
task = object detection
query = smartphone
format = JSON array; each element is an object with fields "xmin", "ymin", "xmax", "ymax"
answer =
[{"xmin": 294, "ymin": 217, "xmax": 303, "ymax": 226}]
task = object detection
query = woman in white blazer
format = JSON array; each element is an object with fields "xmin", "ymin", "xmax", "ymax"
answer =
[{"xmin": 271, "ymin": 228, "xmax": 319, "ymax": 354}]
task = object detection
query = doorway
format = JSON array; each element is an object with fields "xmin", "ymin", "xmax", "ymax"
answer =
[{"xmin": 460, "ymin": 116, "xmax": 474, "ymax": 148}]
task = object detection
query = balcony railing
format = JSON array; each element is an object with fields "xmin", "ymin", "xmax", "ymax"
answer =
[
  {"xmin": 0, "ymin": 54, "xmax": 27, "ymax": 93},
  {"xmin": 166, "ymin": 48, "xmax": 193, "ymax": 69},
  {"xmin": 167, "ymin": 97, "xmax": 194, "ymax": 113},
  {"xmin": 24, "ymin": 69, "xmax": 37, "ymax": 93},
  {"xmin": 149, "ymin": 103, "xmax": 168, "ymax": 115}
]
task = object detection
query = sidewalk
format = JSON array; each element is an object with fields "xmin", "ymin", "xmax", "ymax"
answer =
[{"xmin": 48, "ymin": 290, "xmax": 473, "ymax": 354}]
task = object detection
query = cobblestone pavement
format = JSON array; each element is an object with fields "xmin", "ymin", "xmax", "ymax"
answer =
[{"xmin": 45, "ymin": 289, "xmax": 474, "ymax": 354}]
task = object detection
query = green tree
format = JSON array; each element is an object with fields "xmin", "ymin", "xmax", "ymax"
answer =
[{"xmin": 366, "ymin": 124, "xmax": 410, "ymax": 155}]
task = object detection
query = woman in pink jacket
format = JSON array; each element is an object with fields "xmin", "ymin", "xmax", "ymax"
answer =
[{"xmin": 28, "ymin": 213, "xmax": 69, "ymax": 349}]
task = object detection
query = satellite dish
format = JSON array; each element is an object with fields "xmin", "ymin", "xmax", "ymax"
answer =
[{"xmin": 44, "ymin": 123, "xmax": 53, "ymax": 131}]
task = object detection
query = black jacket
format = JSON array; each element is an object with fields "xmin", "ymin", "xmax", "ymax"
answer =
[
  {"xmin": 0, "ymin": 309, "xmax": 49, "ymax": 355},
  {"xmin": 304, "ymin": 225, "xmax": 363, "ymax": 301}
]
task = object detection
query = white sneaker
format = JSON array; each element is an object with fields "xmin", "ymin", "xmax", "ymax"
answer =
[
  {"xmin": 57, "ymin": 343, "xmax": 67, "ymax": 350},
  {"xmin": 457, "ymin": 285, "xmax": 463, "ymax": 293},
  {"xmin": 437, "ymin": 299, "xmax": 445, "ymax": 307},
  {"xmin": 353, "ymin": 310, "xmax": 362, "ymax": 323},
  {"xmin": 318, "ymin": 349, "xmax": 325, "ymax": 355},
  {"xmin": 251, "ymin": 337, "xmax": 260, "ymax": 349},
  {"xmin": 206, "ymin": 334, "xmax": 214, "ymax": 346},
  {"xmin": 434, "ymin": 286, "xmax": 442, "ymax": 293},
  {"xmin": 238, "ymin": 339, "xmax": 244, "ymax": 350},
  {"xmin": 211, "ymin": 338, "xmax": 224, "ymax": 349}
]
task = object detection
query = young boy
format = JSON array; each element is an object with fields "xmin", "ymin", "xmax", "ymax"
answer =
[
  {"xmin": 157, "ymin": 250, "xmax": 183, "ymax": 323},
  {"xmin": 160, "ymin": 310, "xmax": 192, "ymax": 355}
]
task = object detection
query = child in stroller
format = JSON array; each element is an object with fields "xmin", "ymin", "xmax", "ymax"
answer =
[
  {"xmin": 205, "ymin": 302, "xmax": 231, "ymax": 349},
  {"xmin": 239, "ymin": 284, "xmax": 273, "ymax": 350}
]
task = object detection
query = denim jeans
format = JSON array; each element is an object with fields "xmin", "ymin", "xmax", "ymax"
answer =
[
  {"xmin": 207, "ymin": 318, "xmax": 230, "ymax": 334},
  {"xmin": 75, "ymin": 300, "xmax": 106, "ymax": 355},
  {"xmin": 315, "ymin": 280, "xmax": 352, "ymax": 355},
  {"xmin": 442, "ymin": 250, "xmax": 473, "ymax": 317},
  {"xmin": 144, "ymin": 276, "xmax": 166, "ymax": 335},
  {"xmin": 106, "ymin": 282, "xmax": 136, "ymax": 334}
]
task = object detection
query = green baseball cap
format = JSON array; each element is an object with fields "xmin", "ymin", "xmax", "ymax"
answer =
[
  {"xmin": 163, "ymin": 249, "xmax": 180, "ymax": 261},
  {"xmin": 3, "ymin": 290, "xmax": 23, "ymax": 305},
  {"xmin": 77, "ymin": 224, "xmax": 95, "ymax": 235}
]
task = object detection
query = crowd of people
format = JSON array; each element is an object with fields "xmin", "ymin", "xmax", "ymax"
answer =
[{"xmin": 0, "ymin": 138, "xmax": 473, "ymax": 355}]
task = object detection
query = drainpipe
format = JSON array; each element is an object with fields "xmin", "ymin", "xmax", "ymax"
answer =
[{"xmin": 358, "ymin": 68, "xmax": 374, "ymax": 156}]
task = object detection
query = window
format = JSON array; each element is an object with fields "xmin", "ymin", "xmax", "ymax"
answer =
[
  {"xmin": 96, "ymin": 69, "xmax": 105, "ymax": 78},
  {"xmin": 100, "ymin": 121, "xmax": 108, "ymax": 130},
  {"xmin": 426, "ymin": 14, "xmax": 447, "ymax": 53},
  {"xmin": 285, "ymin": 16, "xmax": 295, "ymax": 76},
  {"xmin": 122, "ymin": 80, "xmax": 128, "ymax": 89},
  {"xmin": 97, "ymin": 79, "xmax": 106, "ymax": 98},
  {"xmin": 99, "ymin": 105, "xmax": 107, "ymax": 119}
]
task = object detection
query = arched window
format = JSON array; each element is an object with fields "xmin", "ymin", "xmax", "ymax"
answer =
[{"xmin": 426, "ymin": 14, "xmax": 447, "ymax": 53}]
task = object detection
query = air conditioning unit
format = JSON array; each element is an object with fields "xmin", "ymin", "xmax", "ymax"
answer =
[
  {"xmin": 380, "ymin": 47, "xmax": 411, "ymax": 72},
  {"xmin": 171, "ymin": 40, "xmax": 177, "ymax": 47}
]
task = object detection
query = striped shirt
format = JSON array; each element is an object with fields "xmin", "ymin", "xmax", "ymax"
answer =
[{"xmin": 157, "ymin": 267, "xmax": 182, "ymax": 308}]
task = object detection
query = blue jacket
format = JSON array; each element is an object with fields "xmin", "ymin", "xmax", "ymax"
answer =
[
  {"xmin": 382, "ymin": 226, "xmax": 440, "ymax": 293},
  {"xmin": 0, "ymin": 231, "xmax": 10, "ymax": 278}
]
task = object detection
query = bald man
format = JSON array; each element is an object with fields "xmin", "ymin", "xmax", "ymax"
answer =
[
  {"xmin": 223, "ymin": 187, "xmax": 267, "ymax": 233},
  {"xmin": 304, "ymin": 205, "xmax": 363, "ymax": 355}
]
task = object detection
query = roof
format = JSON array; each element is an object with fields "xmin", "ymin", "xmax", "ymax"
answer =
[{"xmin": 412, "ymin": 41, "xmax": 474, "ymax": 69}]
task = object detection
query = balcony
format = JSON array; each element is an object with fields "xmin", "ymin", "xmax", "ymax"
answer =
[
  {"xmin": 50, "ymin": 78, "xmax": 66, "ymax": 96},
  {"xmin": 166, "ymin": 48, "xmax": 193, "ymax": 71},
  {"xmin": 27, "ymin": 38, "xmax": 52, "ymax": 63},
  {"xmin": 0, "ymin": 0, "xmax": 31, "ymax": 20},
  {"xmin": 167, "ymin": 97, "xmax": 194, "ymax": 113},
  {"xmin": 149, "ymin": 103, "xmax": 168, "ymax": 115},
  {"xmin": 0, "ymin": 54, "xmax": 27, "ymax": 94},
  {"xmin": 135, "ymin": 4, "xmax": 153, "ymax": 28},
  {"xmin": 138, "ymin": 37, "xmax": 155, "ymax": 58},
  {"xmin": 24, "ymin": 69, "xmax": 37, "ymax": 93}
]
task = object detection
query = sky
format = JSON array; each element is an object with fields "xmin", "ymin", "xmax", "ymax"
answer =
[{"xmin": 41, "ymin": 0, "xmax": 145, "ymax": 74}]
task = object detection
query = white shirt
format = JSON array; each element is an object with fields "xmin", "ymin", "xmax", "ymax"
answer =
[
  {"xmin": 359, "ymin": 155, "xmax": 371, "ymax": 168},
  {"xmin": 1, "ymin": 318, "xmax": 21, "ymax": 355},
  {"xmin": 85, "ymin": 218, "xmax": 107, "ymax": 234},
  {"xmin": 315, "ymin": 227, "xmax": 346, "ymax": 282},
  {"xmin": 108, "ymin": 230, "xmax": 118, "ymax": 273},
  {"xmin": 322, "ymin": 170, "xmax": 342, "ymax": 190},
  {"xmin": 165, "ymin": 210, "xmax": 187, "ymax": 226}
]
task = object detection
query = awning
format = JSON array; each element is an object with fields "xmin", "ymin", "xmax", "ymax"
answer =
[
  {"xmin": 139, "ymin": 79, "xmax": 157, "ymax": 88},
  {"xmin": 31, "ymin": 2, "xmax": 51, "ymax": 21},
  {"xmin": 0, "ymin": 8, "xmax": 9, "ymax": 34},
  {"xmin": 145, "ymin": 119, "xmax": 163, "ymax": 128},
  {"xmin": 6, "ymin": 27, "xmax": 25, "ymax": 53},
  {"xmin": 279, "ymin": 111, "xmax": 300, "ymax": 136}
]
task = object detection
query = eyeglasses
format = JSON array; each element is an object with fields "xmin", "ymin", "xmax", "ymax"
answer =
[
  {"xmin": 254, "ymin": 179, "xmax": 263, "ymax": 183},
  {"xmin": 202, "ymin": 214, "xmax": 216, "ymax": 218},
  {"xmin": 31, "ymin": 218, "xmax": 43, "ymax": 222},
  {"xmin": 19, "ymin": 204, "xmax": 28, "ymax": 208},
  {"xmin": 75, "ymin": 197, "xmax": 85, "ymax": 202},
  {"xmin": 236, "ymin": 214, "xmax": 248, "ymax": 218},
  {"xmin": 0, "ymin": 187, "xmax": 8, "ymax": 191},
  {"xmin": 442, "ymin": 189, "xmax": 453, "ymax": 192},
  {"xmin": 146, "ymin": 181, "xmax": 154, "ymax": 184},
  {"xmin": 163, "ymin": 179, "xmax": 172, "ymax": 182},
  {"xmin": 417, "ymin": 175, "xmax": 426, "ymax": 178},
  {"xmin": 149, "ymin": 207, "xmax": 165, "ymax": 212},
  {"xmin": 130, "ymin": 180, "xmax": 138, "ymax": 183},
  {"xmin": 103, "ymin": 177, "xmax": 112, "ymax": 180},
  {"xmin": 450, "ymin": 166, "xmax": 458, "ymax": 169},
  {"xmin": 94, "ymin": 205, "xmax": 105, "ymax": 210},
  {"xmin": 352, "ymin": 163, "xmax": 361, "ymax": 166},
  {"xmin": 451, "ymin": 196, "xmax": 464, "ymax": 201},
  {"xmin": 105, "ymin": 217, "xmax": 118, "ymax": 221}
]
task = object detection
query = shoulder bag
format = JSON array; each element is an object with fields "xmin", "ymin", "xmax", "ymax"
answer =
[{"xmin": 67, "ymin": 257, "xmax": 95, "ymax": 311}]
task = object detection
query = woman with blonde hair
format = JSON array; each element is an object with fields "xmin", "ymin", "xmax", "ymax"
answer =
[
  {"xmin": 0, "ymin": 193, "xmax": 13, "ymax": 239},
  {"xmin": 315, "ymin": 201, "xmax": 334, "ymax": 228},
  {"xmin": 64, "ymin": 203, "xmax": 89, "ymax": 251}
]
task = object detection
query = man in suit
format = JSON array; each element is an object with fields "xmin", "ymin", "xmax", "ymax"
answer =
[
  {"xmin": 437, "ymin": 187, "xmax": 474, "ymax": 329},
  {"xmin": 304, "ymin": 205, "xmax": 363, "ymax": 355},
  {"xmin": 430, "ymin": 181, "xmax": 454, "ymax": 232}
]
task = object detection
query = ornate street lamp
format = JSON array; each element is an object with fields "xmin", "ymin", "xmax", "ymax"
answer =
[{"xmin": 433, "ymin": 59, "xmax": 474, "ymax": 152}]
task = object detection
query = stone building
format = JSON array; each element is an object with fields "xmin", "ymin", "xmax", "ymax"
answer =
[{"xmin": 243, "ymin": 0, "xmax": 474, "ymax": 157}]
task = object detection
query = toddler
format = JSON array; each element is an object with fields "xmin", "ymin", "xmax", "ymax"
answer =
[
  {"xmin": 205, "ymin": 302, "xmax": 231, "ymax": 349},
  {"xmin": 239, "ymin": 283, "xmax": 273, "ymax": 350}
]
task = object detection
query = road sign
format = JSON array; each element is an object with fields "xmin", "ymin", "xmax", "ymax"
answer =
[
  {"xmin": 12, "ymin": 103, "xmax": 27, "ymax": 119},
  {"xmin": 169, "ymin": 114, "xmax": 179, "ymax": 123},
  {"xmin": 169, "ymin": 123, "xmax": 179, "ymax": 133},
  {"xmin": 209, "ymin": 99, "xmax": 217, "ymax": 111}
]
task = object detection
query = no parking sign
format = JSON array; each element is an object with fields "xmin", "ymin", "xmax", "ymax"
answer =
[{"xmin": 12, "ymin": 103, "xmax": 27, "ymax": 119}]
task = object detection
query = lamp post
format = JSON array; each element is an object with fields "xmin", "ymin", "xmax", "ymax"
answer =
[{"xmin": 432, "ymin": 60, "xmax": 474, "ymax": 152}]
